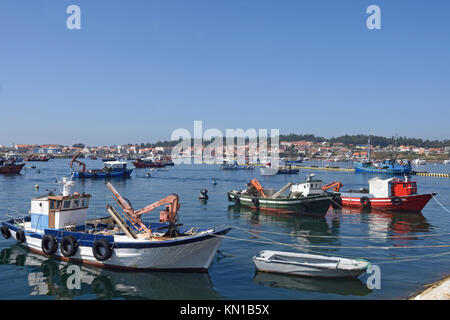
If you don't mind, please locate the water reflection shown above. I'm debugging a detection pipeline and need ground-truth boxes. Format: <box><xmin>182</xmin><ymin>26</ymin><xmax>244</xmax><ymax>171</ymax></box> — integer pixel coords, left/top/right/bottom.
<box><xmin>227</xmin><ymin>204</ymin><xmax>341</xmax><ymax>246</ymax></box>
<box><xmin>337</xmin><ymin>207</ymin><xmax>432</xmax><ymax>241</ymax></box>
<box><xmin>0</xmin><ymin>245</ymin><xmax>221</xmax><ymax>300</ymax></box>
<box><xmin>253</xmin><ymin>271</ymin><xmax>371</xmax><ymax>297</ymax></box>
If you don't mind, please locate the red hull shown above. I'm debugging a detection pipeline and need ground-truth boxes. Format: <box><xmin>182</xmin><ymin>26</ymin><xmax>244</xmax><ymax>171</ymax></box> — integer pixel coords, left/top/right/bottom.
<box><xmin>132</xmin><ymin>161</ymin><xmax>165</xmax><ymax>168</ymax></box>
<box><xmin>340</xmin><ymin>193</ymin><xmax>435</xmax><ymax>212</ymax></box>
<box><xmin>0</xmin><ymin>163</ymin><xmax>25</xmax><ymax>174</ymax></box>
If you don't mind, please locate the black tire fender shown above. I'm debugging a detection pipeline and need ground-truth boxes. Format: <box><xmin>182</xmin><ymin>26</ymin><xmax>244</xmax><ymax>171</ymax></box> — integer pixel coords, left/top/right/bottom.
<box><xmin>391</xmin><ymin>196</ymin><xmax>403</xmax><ymax>206</ymax></box>
<box><xmin>1</xmin><ymin>226</ymin><xmax>11</xmax><ymax>239</ymax></box>
<box><xmin>92</xmin><ymin>238</ymin><xmax>113</xmax><ymax>261</ymax></box>
<box><xmin>60</xmin><ymin>235</ymin><xmax>78</xmax><ymax>257</ymax></box>
<box><xmin>360</xmin><ymin>197</ymin><xmax>371</xmax><ymax>208</ymax></box>
<box><xmin>252</xmin><ymin>197</ymin><xmax>259</xmax><ymax>206</ymax></box>
<box><xmin>41</xmin><ymin>234</ymin><xmax>58</xmax><ymax>255</ymax></box>
<box><xmin>15</xmin><ymin>229</ymin><xmax>26</xmax><ymax>243</ymax></box>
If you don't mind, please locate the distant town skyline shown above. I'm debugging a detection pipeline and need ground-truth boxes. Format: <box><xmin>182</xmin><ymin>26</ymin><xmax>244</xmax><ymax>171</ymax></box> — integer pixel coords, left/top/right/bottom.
<box><xmin>1</xmin><ymin>1</ymin><xmax>450</xmax><ymax>145</ymax></box>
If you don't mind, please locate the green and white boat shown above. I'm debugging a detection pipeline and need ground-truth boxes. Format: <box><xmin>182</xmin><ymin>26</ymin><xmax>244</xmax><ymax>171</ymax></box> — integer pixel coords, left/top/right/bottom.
<box><xmin>227</xmin><ymin>174</ymin><xmax>339</xmax><ymax>217</ymax></box>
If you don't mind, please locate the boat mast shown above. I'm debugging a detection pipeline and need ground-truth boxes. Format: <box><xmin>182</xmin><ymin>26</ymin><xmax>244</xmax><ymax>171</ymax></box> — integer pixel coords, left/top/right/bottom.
<box><xmin>367</xmin><ymin>136</ymin><xmax>371</xmax><ymax>161</ymax></box>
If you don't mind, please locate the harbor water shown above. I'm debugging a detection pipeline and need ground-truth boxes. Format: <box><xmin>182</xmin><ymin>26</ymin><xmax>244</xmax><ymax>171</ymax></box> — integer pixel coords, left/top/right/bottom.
<box><xmin>0</xmin><ymin>159</ymin><xmax>449</xmax><ymax>300</ymax></box>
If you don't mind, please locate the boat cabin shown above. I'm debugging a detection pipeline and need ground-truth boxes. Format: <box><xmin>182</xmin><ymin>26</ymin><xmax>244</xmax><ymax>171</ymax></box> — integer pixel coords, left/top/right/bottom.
<box><xmin>30</xmin><ymin>178</ymin><xmax>92</xmax><ymax>232</ymax></box>
<box><xmin>290</xmin><ymin>174</ymin><xmax>324</xmax><ymax>196</ymax></box>
<box><xmin>368</xmin><ymin>176</ymin><xmax>417</xmax><ymax>198</ymax></box>
<box><xmin>103</xmin><ymin>161</ymin><xmax>128</xmax><ymax>171</ymax></box>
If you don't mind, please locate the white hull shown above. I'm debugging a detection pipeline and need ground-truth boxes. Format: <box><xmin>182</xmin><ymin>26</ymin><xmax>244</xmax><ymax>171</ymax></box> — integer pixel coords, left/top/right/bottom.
<box><xmin>9</xmin><ymin>227</ymin><xmax>229</xmax><ymax>271</ymax></box>
<box><xmin>260</xmin><ymin>167</ymin><xmax>278</xmax><ymax>176</ymax></box>
<box><xmin>253</xmin><ymin>250</ymin><xmax>369</xmax><ymax>278</ymax></box>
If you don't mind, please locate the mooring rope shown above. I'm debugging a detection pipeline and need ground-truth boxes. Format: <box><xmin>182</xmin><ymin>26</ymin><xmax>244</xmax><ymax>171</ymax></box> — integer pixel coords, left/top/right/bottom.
<box><xmin>431</xmin><ymin>194</ymin><xmax>450</xmax><ymax>213</ymax></box>
<box><xmin>230</xmin><ymin>225</ymin><xmax>450</xmax><ymax>240</ymax></box>
<box><xmin>212</xmin><ymin>233</ymin><xmax>450</xmax><ymax>250</ymax></box>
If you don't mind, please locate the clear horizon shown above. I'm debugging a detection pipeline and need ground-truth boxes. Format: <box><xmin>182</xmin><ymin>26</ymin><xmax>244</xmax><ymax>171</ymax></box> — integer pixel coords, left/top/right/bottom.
<box><xmin>1</xmin><ymin>1</ymin><xmax>449</xmax><ymax>145</ymax></box>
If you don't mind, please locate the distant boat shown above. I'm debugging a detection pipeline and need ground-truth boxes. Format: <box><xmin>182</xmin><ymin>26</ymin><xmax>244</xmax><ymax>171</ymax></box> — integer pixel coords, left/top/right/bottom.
<box><xmin>259</xmin><ymin>166</ymin><xmax>279</xmax><ymax>176</ymax></box>
<box><xmin>354</xmin><ymin>159</ymin><xmax>411</xmax><ymax>175</ymax></box>
<box><xmin>133</xmin><ymin>157</ymin><xmax>166</xmax><ymax>168</ymax></box>
<box><xmin>102</xmin><ymin>156</ymin><xmax>117</xmax><ymax>162</ymax></box>
<box><xmin>286</xmin><ymin>157</ymin><xmax>303</xmax><ymax>165</ymax></box>
<box><xmin>220</xmin><ymin>161</ymin><xmax>254</xmax><ymax>170</ymax></box>
<box><xmin>70</xmin><ymin>153</ymin><xmax>132</xmax><ymax>179</ymax></box>
<box><xmin>5</xmin><ymin>152</ymin><xmax>23</xmax><ymax>162</ymax></box>
<box><xmin>253</xmin><ymin>251</ymin><xmax>370</xmax><ymax>278</ymax></box>
<box><xmin>260</xmin><ymin>164</ymin><xmax>299</xmax><ymax>175</ymax></box>
<box><xmin>444</xmin><ymin>160</ymin><xmax>450</xmax><ymax>165</ymax></box>
<box><xmin>25</xmin><ymin>155</ymin><xmax>50</xmax><ymax>162</ymax></box>
<box><xmin>412</xmin><ymin>159</ymin><xmax>426</xmax><ymax>165</ymax></box>
<box><xmin>0</xmin><ymin>159</ymin><xmax>25</xmax><ymax>174</ymax></box>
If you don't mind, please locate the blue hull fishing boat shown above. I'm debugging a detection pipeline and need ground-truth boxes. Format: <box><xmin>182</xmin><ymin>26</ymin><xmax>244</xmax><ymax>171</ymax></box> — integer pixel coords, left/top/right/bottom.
<box><xmin>354</xmin><ymin>136</ymin><xmax>411</xmax><ymax>175</ymax></box>
<box><xmin>354</xmin><ymin>160</ymin><xmax>411</xmax><ymax>175</ymax></box>
<box><xmin>70</xmin><ymin>153</ymin><xmax>133</xmax><ymax>179</ymax></box>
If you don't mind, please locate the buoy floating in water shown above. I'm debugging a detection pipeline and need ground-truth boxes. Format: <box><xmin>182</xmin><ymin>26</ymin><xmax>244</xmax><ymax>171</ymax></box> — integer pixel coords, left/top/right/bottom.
<box><xmin>212</xmin><ymin>178</ymin><xmax>217</xmax><ymax>185</ymax></box>
<box><xmin>199</xmin><ymin>189</ymin><xmax>208</xmax><ymax>200</ymax></box>
<box><xmin>34</xmin><ymin>184</ymin><xmax>39</xmax><ymax>190</ymax></box>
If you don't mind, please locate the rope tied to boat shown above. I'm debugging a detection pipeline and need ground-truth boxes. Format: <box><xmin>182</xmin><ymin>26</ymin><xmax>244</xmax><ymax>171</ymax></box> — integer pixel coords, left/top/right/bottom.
<box><xmin>431</xmin><ymin>194</ymin><xmax>450</xmax><ymax>213</ymax></box>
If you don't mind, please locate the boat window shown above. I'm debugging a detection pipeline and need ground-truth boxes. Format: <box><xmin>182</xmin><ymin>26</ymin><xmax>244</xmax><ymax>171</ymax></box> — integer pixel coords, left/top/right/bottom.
<box><xmin>81</xmin><ymin>198</ymin><xmax>87</xmax><ymax>207</ymax></box>
<box><xmin>56</xmin><ymin>201</ymin><xmax>61</xmax><ymax>210</ymax></box>
<box><xmin>49</xmin><ymin>200</ymin><xmax>55</xmax><ymax>210</ymax></box>
<box><xmin>73</xmin><ymin>199</ymin><xmax>79</xmax><ymax>208</ymax></box>
<box><xmin>63</xmin><ymin>200</ymin><xmax>71</xmax><ymax>209</ymax></box>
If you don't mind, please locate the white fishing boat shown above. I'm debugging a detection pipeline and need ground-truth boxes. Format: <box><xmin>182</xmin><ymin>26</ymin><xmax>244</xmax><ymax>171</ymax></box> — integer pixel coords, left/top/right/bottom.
<box><xmin>253</xmin><ymin>250</ymin><xmax>370</xmax><ymax>278</ymax></box>
<box><xmin>260</xmin><ymin>167</ymin><xmax>279</xmax><ymax>176</ymax></box>
<box><xmin>412</xmin><ymin>159</ymin><xmax>426</xmax><ymax>165</ymax></box>
<box><xmin>0</xmin><ymin>178</ymin><xmax>231</xmax><ymax>271</ymax></box>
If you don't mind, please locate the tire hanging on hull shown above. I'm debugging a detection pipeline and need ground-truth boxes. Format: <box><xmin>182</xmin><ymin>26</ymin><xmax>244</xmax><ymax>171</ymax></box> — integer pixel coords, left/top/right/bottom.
<box><xmin>41</xmin><ymin>234</ymin><xmax>58</xmax><ymax>255</ymax></box>
<box><xmin>92</xmin><ymin>239</ymin><xmax>113</xmax><ymax>261</ymax></box>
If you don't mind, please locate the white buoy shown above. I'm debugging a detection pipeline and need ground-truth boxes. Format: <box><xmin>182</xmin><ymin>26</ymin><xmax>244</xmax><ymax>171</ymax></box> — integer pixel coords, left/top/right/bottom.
<box><xmin>34</xmin><ymin>184</ymin><xmax>39</xmax><ymax>190</ymax></box>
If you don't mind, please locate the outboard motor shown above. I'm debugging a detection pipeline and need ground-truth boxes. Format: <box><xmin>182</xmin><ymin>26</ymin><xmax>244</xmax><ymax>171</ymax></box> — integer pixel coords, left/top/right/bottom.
<box><xmin>199</xmin><ymin>189</ymin><xmax>209</xmax><ymax>200</ymax></box>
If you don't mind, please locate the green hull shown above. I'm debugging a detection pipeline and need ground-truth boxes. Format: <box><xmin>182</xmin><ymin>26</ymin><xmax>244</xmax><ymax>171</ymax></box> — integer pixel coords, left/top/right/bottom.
<box><xmin>227</xmin><ymin>191</ymin><xmax>334</xmax><ymax>217</ymax></box>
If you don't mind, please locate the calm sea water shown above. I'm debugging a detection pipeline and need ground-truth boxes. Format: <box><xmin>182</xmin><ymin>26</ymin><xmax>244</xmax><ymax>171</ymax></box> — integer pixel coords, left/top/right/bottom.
<box><xmin>0</xmin><ymin>159</ymin><xmax>449</xmax><ymax>300</ymax></box>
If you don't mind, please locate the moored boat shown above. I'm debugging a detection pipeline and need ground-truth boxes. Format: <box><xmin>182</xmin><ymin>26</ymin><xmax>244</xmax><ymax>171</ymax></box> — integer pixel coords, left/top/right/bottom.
<box><xmin>253</xmin><ymin>250</ymin><xmax>370</xmax><ymax>278</ymax></box>
<box><xmin>220</xmin><ymin>161</ymin><xmax>254</xmax><ymax>170</ymax></box>
<box><xmin>227</xmin><ymin>175</ymin><xmax>339</xmax><ymax>216</ymax></box>
<box><xmin>24</xmin><ymin>154</ymin><xmax>50</xmax><ymax>162</ymax></box>
<box><xmin>324</xmin><ymin>175</ymin><xmax>436</xmax><ymax>212</ymax></box>
<box><xmin>133</xmin><ymin>157</ymin><xmax>166</xmax><ymax>168</ymax></box>
<box><xmin>0</xmin><ymin>178</ymin><xmax>231</xmax><ymax>271</ymax></box>
<box><xmin>0</xmin><ymin>159</ymin><xmax>25</xmax><ymax>174</ymax></box>
<box><xmin>70</xmin><ymin>153</ymin><xmax>132</xmax><ymax>179</ymax></box>
<box><xmin>354</xmin><ymin>159</ymin><xmax>412</xmax><ymax>175</ymax></box>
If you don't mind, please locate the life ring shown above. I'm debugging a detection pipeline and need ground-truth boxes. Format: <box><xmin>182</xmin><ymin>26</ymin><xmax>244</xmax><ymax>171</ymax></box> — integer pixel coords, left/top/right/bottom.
<box><xmin>1</xmin><ymin>226</ymin><xmax>11</xmax><ymax>239</ymax></box>
<box><xmin>41</xmin><ymin>234</ymin><xmax>58</xmax><ymax>255</ymax></box>
<box><xmin>251</xmin><ymin>197</ymin><xmax>259</xmax><ymax>206</ymax></box>
<box><xmin>92</xmin><ymin>239</ymin><xmax>113</xmax><ymax>261</ymax></box>
<box><xmin>391</xmin><ymin>197</ymin><xmax>403</xmax><ymax>206</ymax></box>
<box><xmin>360</xmin><ymin>197</ymin><xmax>371</xmax><ymax>208</ymax></box>
<box><xmin>15</xmin><ymin>229</ymin><xmax>26</xmax><ymax>243</ymax></box>
<box><xmin>60</xmin><ymin>236</ymin><xmax>78</xmax><ymax>257</ymax></box>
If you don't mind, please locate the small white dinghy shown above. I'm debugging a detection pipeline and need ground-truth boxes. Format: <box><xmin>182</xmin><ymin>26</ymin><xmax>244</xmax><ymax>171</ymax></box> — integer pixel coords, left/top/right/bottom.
<box><xmin>253</xmin><ymin>250</ymin><xmax>370</xmax><ymax>278</ymax></box>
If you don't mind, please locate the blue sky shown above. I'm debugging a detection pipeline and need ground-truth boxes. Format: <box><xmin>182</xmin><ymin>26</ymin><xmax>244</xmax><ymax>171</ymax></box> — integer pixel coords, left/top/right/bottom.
<box><xmin>0</xmin><ymin>0</ymin><xmax>449</xmax><ymax>146</ymax></box>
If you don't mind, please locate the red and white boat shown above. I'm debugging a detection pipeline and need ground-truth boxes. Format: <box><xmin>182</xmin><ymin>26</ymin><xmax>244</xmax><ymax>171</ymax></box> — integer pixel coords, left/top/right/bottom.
<box><xmin>325</xmin><ymin>176</ymin><xmax>436</xmax><ymax>213</ymax></box>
